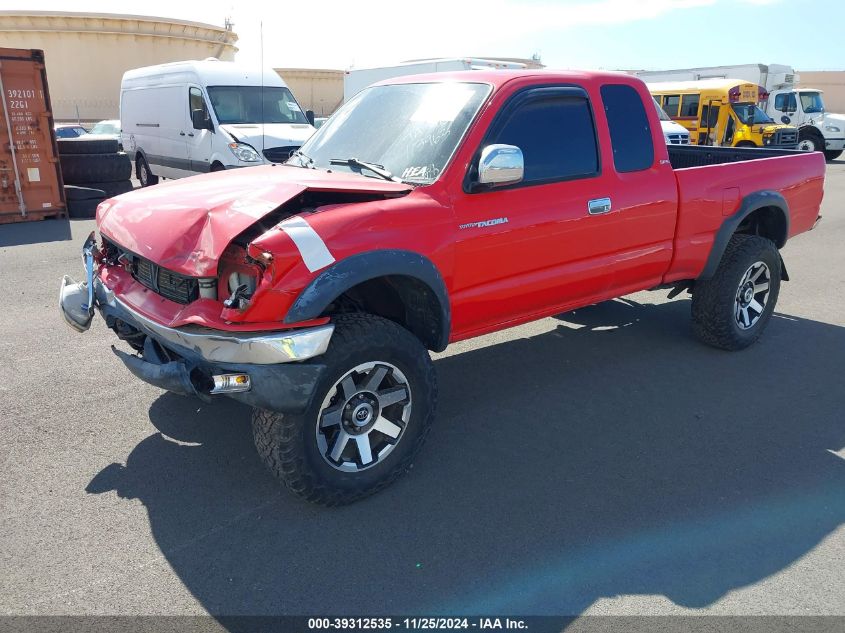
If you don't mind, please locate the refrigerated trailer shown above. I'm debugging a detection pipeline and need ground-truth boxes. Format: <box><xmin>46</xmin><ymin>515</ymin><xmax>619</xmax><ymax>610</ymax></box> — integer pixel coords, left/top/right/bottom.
<box><xmin>635</xmin><ymin>64</ymin><xmax>844</xmax><ymax>160</ymax></box>
<box><xmin>343</xmin><ymin>58</ymin><xmax>527</xmax><ymax>102</ymax></box>
<box><xmin>0</xmin><ymin>48</ymin><xmax>66</xmax><ymax>223</ymax></box>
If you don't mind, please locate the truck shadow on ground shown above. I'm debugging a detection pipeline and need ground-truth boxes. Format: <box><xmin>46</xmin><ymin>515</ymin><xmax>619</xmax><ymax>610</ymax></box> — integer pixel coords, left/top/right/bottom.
<box><xmin>86</xmin><ymin>298</ymin><xmax>845</xmax><ymax>616</ymax></box>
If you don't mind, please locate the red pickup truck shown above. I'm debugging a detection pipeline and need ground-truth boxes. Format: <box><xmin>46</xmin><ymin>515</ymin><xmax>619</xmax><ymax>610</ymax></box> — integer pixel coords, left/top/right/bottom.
<box><xmin>60</xmin><ymin>70</ymin><xmax>825</xmax><ymax>505</ymax></box>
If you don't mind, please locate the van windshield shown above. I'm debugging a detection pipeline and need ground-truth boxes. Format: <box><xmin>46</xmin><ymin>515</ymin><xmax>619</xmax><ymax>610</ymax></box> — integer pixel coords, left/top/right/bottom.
<box><xmin>290</xmin><ymin>82</ymin><xmax>491</xmax><ymax>184</ymax></box>
<box><xmin>207</xmin><ymin>86</ymin><xmax>308</xmax><ymax>125</ymax></box>
<box><xmin>731</xmin><ymin>104</ymin><xmax>774</xmax><ymax>125</ymax></box>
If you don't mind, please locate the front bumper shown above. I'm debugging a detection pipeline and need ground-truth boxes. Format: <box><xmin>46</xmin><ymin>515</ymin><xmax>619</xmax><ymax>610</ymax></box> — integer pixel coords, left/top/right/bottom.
<box><xmin>59</xmin><ymin>244</ymin><xmax>333</xmax><ymax>413</ymax></box>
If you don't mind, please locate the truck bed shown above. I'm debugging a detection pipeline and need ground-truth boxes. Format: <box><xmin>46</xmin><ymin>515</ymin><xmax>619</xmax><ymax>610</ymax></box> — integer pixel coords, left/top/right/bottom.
<box><xmin>667</xmin><ymin>145</ymin><xmax>804</xmax><ymax>169</ymax></box>
<box><xmin>665</xmin><ymin>147</ymin><xmax>825</xmax><ymax>283</ymax></box>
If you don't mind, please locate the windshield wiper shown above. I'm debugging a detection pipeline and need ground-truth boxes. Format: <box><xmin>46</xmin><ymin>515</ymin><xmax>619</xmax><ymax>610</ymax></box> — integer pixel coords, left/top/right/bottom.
<box><xmin>289</xmin><ymin>149</ymin><xmax>315</xmax><ymax>169</ymax></box>
<box><xmin>329</xmin><ymin>157</ymin><xmax>399</xmax><ymax>182</ymax></box>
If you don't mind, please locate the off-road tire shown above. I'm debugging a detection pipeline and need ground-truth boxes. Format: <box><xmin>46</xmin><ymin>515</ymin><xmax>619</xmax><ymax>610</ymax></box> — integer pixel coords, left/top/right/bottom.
<box><xmin>252</xmin><ymin>313</ymin><xmax>437</xmax><ymax>506</ymax></box>
<box><xmin>137</xmin><ymin>155</ymin><xmax>159</xmax><ymax>186</ymax></box>
<box><xmin>57</xmin><ymin>136</ymin><xmax>120</xmax><ymax>155</ymax></box>
<box><xmin>83</xmin><ymin>180</ymin><xmax>134</xmax><ymax>198</ymax></box>
<box><xmin>64</xmin><ymin>185</ymin><xmax>106</xmax><ymax>201</ymax></box>
<box><xmin>67</xmin><ymin>196</ymin><xmax>103</xmax><ymax>219</ymax></box>
<box><xmin>692</xmin><ymin>234</ymin><xmax>781</xmax><ymax>351</ymax></box>
<box><xmin>60</xmin><ymin>152</ymin><xmax>132</xmax><ymax>184</ymax></box>
<box><xmin>824</xmin><ymin>150</ymin><xmax>843</xmax><ymax>161</ymax></box>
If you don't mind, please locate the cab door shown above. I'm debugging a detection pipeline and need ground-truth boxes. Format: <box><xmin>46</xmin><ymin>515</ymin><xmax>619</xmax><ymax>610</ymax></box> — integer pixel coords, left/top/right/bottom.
<box><xmin>697</xmin><ymin>100</ymin><xmax>722</xmax><ymax>146</ymax></box>
<box><xmin>771</xmin><ymin>91</ymin><xmax>798</xmax><ymax>125</ymax></box>
<box><xmin>187</xmin><ymin>86</ymin><xmax>214</xmax><ymax>174</ymax></box>
<box><xmin>449</xmin><ymin>82</ymin><xmax>677</xmax><ymax>338</ymax></box>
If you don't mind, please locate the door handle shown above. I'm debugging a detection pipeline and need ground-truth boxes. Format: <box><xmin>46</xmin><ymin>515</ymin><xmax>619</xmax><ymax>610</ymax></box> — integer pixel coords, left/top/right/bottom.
<box><xmin>187</xmin><ymin>132</ymin><xmax>194</xmax><ymax>137</ymax></box>
<box><xmin>179</xmin><ymin>131</ymin><xmax>186</xmax><ymax>136</ymax></box>
<box><xmin>588</xmin><ymin>197</ymin><xmax>612</xmax><ymax>215</ymax></box>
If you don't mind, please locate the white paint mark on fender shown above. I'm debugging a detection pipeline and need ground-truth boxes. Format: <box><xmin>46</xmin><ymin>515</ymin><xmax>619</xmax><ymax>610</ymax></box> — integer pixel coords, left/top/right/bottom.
<box><xmin>279</xmin><ymin>216</ymin><xmax>335</xmax><ymax>273</ymax></box>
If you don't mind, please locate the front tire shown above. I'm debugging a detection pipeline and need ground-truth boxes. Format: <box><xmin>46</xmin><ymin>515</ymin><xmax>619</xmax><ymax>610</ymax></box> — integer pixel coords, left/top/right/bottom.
<box><xmin>252</xmin><ymin>313</ymin><xmax>437</xmax><ymax>505</ymax></box>
<box><xmin>824</xmin><ymin>149</ymin><xmax>843</xmax><ymax>161</ymax></box>
<box><xmin>691</xmin><ymin>234</ymin><xmax>781</xmax><ymax>351</ymax></box>
<box><xmin>797</xmin><ymin>128</ymin><xmax>824</xmax><ymax>153</ymax></box>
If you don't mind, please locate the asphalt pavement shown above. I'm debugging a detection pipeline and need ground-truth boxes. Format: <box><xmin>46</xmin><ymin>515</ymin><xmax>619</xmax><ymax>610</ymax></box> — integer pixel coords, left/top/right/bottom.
<box><xmin>1</xmin><ymin>161</ymin><xmax>843</xmax><ymax>618</ymax></box>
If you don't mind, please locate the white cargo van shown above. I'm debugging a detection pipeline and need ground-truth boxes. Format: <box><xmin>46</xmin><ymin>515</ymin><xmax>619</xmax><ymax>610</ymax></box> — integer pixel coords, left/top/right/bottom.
<box><xmin>120</xmin><ymin>59</ymin><xmax>316</xmax><ymax>186</ymax></box>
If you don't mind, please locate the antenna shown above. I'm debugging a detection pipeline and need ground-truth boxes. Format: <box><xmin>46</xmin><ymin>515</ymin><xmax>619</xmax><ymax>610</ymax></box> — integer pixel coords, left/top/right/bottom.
<box><xmin>260</xmin><ymin>20</ymin><xmax>265</xmax><ymax>159</ymax></box>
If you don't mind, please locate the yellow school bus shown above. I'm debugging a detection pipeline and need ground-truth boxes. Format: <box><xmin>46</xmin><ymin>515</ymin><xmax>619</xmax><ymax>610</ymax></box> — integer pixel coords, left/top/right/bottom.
<box><xmin>648</xmin><ymin>79</ymin><xmax>798</xmax><ymax>149</ymax></box>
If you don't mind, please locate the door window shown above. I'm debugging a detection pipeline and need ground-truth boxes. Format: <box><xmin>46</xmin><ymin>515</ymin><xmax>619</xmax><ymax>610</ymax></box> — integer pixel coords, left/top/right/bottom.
<box><xmin>775</xmin><ymin>93</ymin><xmax>797</xmax><ymax>113</ymax></box>
<box><xmin>486</xmin><ymin>92</ymin><xmax>599</xmax><ymax>185</ymax></box>
<box><xmin>189</xmin><ymin>87</ymin><xmax>210</xmax><ymax>128</ymax></box>
<box><xmin>723</xmin><ymin>115</ymin><xmax>735</xmax><ymax>145</ymax></box>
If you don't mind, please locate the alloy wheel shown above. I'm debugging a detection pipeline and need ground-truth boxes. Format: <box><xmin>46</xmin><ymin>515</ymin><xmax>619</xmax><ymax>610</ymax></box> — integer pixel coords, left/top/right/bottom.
<box><xmin>734</xmin><ymin>261</ymin><xmax>771</xmax><ymax>330</ymax></box>
<box><xmin>316</xmin><ymin>362</ymin><xmax>412</xmax><ymax>472</ymax></box>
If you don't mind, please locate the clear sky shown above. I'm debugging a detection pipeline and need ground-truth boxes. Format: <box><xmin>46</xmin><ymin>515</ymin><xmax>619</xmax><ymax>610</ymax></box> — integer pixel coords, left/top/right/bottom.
<box><xmin>10</xmin><ymin>0</ymin><xmax>845</xmax><ymax>71</ymax></box>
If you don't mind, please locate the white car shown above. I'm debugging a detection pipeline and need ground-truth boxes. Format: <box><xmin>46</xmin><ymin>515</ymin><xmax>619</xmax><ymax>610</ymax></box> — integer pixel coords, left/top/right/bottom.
<box><xmin>120</xmin><ymin>59</ymin><xmax>316</xmax><ymax>186</ymax></box>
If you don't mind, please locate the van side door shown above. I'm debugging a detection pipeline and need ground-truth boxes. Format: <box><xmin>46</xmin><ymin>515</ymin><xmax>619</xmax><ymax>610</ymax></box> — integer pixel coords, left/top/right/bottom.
<box><xmin>152</xmin><ymin>84</ymin><xmax>192</xmax><ymax>179</ymax></box>
<box><xmin>187</xmin><ymin>86</ymin><xmax>214</xmax><ymax>174</ymax></box>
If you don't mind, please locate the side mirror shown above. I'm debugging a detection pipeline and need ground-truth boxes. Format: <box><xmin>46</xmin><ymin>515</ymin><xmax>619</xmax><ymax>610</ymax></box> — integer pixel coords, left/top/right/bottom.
<box><xmin>477</xmin><ymin>144</ymin><xmax>524</xmax><ymax>188</ymax></box>
<box><xmin>305</xmin><ymin>109</ymin><xmax>315</xmax><ymax>126</ymax></box>
<box><xmin>192</xmin><ymin>109</ymin><xmax>213</xmax><ymax>131</ymax></box>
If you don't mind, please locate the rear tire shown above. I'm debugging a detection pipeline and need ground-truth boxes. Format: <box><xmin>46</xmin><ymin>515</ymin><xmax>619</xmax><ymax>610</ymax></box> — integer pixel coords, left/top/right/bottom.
<box><xmin>824</xmin><ymin>150</ymin><xmax>843</xmax><ymax>161</ymax></box>
<box><xmin>252</xmin><ymin>313</ymin><xmax>437</xmax><ymax>506</ymax></box>
<box><xmin>137</xmin><ymin>156</ymin><xmax>158</xmax><ymax>186</ymax></box>
<box><xmin>692</xmin><ymin>234</ymin><xmax>781</xmax><ymax>351</ymax></box>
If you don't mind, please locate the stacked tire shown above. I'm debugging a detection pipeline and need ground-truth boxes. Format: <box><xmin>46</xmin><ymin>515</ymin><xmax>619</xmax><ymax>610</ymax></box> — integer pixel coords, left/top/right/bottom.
<box><xmin>58</xmin><ymin>136</ymin><xmax>134</xmax><ymax>219</ymax></box>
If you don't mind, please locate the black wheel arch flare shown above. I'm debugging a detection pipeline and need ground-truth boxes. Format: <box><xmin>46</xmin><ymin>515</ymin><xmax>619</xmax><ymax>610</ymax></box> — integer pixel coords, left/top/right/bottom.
<box><xmin>284</xmin><ymin>250</ymin><xmax>451</xmax><ymax>352</ymax></box>
<box><xmin>698</xmin><ymin>190</ymin><xmax>790</xmax><ymax>281</ymax></box>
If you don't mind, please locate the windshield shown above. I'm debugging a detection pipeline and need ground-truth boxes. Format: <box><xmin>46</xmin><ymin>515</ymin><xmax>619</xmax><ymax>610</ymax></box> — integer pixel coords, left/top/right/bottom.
<box><xmin>206</xmin><ymin>86</ymin><xmax>308</xmax><ymax>125</ymax></box>
<box><xmin>799</xmin><ymin>91</ymin><xmax>825</xmax><ymax>114</ymax></box>
<box><xmin>653</xmin><ymin>98</ymin><xmax>671</xmax><ymax>121</ymax></box>
<box><xmin>291</xmin><ymin>82</ymin><xmax>491</xmax><ymax>184</ymax></box>
<box><xmin>92</xmin><ymin>121</ymin><xmax>119</xmax><ymax>134</ymax></box>
<box><xmin>731</xmin><ymin>104</ymin><xmax>774</xmax><ymax>125</ymax></box>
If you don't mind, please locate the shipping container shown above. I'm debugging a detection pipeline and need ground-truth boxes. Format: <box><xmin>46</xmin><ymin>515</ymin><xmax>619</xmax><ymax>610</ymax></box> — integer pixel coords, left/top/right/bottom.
<box><xmin>0</xmin><ymin>48</ymin><xmax>66</xmax><ymax>224</ymax></box>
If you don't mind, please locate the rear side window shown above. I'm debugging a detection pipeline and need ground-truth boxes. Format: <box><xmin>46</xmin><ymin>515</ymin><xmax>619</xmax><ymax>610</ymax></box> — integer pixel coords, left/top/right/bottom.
<box><xmin>490</xmin><ymin>95</ymin><xmax>599</xmax><ymax>184</ymax></box>
<box><xmin>601</xmin><ymin>84</ymin><xmax>654</xmax><ymax>173</ymax></box>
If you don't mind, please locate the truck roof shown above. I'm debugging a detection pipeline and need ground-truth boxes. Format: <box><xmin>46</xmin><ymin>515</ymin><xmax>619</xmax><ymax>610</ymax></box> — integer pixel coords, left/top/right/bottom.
<box><xmin>371</xmin><ymin>68</ymin><xmax>641</xmax><ymax>89</ymax></box>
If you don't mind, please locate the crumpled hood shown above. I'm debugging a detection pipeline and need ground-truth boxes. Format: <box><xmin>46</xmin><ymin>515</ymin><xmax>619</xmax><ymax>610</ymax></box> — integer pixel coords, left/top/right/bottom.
<box><xmin>220</xmin><ymin>122</ymin><xmax>315</xmax><ymax>149</ymax></box>
<box><xmin>97</xmin><ymin>166</ymin><xmax>411</xmax><ymax>277</ymax></box>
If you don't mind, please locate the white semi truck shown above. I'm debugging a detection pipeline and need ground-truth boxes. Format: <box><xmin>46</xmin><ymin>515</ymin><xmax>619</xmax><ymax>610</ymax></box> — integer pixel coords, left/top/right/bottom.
<box><xmin>635</xmin><ymin>64</ymin><xmax>844</xmax><ymax>160</ymax></box>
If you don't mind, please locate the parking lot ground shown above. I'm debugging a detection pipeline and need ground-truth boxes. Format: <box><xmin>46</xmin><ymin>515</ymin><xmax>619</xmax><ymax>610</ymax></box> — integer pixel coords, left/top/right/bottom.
<box><xmin>1</xmin><ymin>161</ymin><xmax>844</xmax><ymax>617</ymax></box>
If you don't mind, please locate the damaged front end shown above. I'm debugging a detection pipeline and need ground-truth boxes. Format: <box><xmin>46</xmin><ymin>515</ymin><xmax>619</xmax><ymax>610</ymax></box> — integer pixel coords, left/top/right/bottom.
<box><xmin>59</xmin><ymin>233</ymin><xmax>333</xmax><ymax>413</ymax></box>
